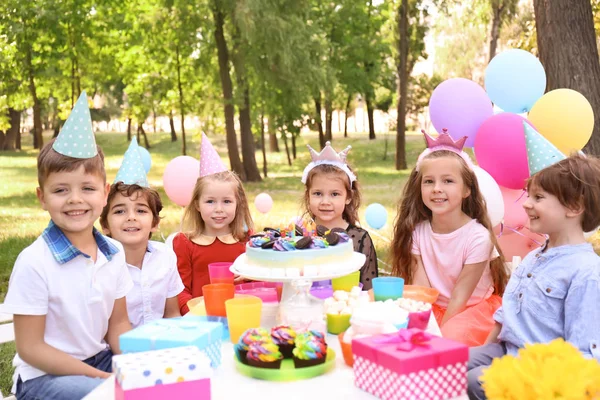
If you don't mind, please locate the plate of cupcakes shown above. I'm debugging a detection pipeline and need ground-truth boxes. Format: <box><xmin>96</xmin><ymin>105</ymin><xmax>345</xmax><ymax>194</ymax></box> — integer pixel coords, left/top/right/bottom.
<box><xmin>234</xmin><ymin>325</ymin><xmax>336</xmax><ymax>381</ymax></box>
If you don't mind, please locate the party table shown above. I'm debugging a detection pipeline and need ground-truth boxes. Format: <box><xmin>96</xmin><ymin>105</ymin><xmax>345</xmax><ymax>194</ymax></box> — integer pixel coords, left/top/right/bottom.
<box><xmin>83</xmin><ymin>316</ymin><xmax>469</xmax><ymax>400</ymax></box>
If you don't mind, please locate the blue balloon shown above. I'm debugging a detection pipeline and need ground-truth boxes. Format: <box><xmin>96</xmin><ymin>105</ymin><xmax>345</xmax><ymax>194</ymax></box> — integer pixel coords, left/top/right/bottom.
<box><xmin>137</xmin><ymin>146</ymin><xmax>152</xmax><ymax>173</ymax></box>
<box><xmin>485</xmin><ymin>49</ymin><xmax>546</xmax><ymax>114</ymax></box>
<box><xmin>365</xmin><ymin>203</ymin><xmax>388</xmax><ymax>230</ymax></box>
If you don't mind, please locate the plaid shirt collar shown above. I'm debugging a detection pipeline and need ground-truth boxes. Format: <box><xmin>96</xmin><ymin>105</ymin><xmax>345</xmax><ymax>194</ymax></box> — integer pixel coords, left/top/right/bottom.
<box><xmin>42</xmin><ymin>220</ymin><xmax>119</xmax><ymax>265</ymax></box>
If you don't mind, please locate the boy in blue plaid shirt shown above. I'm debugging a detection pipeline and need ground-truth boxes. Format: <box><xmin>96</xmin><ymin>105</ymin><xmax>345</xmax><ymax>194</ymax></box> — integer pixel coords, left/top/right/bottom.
<box><xmin>1</xmin><ymin>93</ymin><xmax>133</xmax><ymax>400</ymax></box>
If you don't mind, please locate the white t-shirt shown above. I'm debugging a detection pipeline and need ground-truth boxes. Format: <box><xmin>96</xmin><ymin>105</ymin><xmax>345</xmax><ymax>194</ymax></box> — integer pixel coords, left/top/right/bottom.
<box><xmin>126</xmin><ymin>241</ymin><xmax>184</xmax><ymax>328</ymax></box>
<box><xmin>1</xmin><ymin>234</ymin><xmax>133</xmax><ymax>386</ymax></box>
<box><xmin>411</xmin><ymin>219</ymin><xmax>494</xmax><ymax>307</ymax></box>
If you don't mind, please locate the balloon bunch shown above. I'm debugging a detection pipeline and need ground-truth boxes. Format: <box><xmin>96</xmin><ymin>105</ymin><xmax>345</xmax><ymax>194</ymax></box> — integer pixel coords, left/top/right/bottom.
<box><xmin>428</xmin><ymin>49</ymin><xmax>595</xmax><ymax>258</ymax></box>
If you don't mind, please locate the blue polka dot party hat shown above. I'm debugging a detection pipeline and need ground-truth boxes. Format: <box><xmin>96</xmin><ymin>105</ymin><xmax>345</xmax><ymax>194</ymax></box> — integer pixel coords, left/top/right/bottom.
<box><xmin>52</xmin><ymin>91</ymin><xmax>98</xmax><ymax>158</ymax></box>
<box><xmin>523</xmin><ymin>121</ymin><xmax>566</xmax><ymax>176</ymax></box>
<box><xmin>114</xmin><ymin>137</ymin><xmax>149</xmax><ymax>187</ymax></box>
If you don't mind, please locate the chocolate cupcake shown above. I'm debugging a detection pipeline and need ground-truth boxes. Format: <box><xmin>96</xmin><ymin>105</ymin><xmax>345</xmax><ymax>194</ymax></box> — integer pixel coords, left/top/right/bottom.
<box><xmin>246</xmin><ymin>340</ymin><xmax>283</xmax><ymax>369</ymax></box>
<box><xmin>292</xmin><ymin>331</ymin><xmax>328</xmax><ymax>368</ymax></box>
<box><xmin>235</xmin><ymin>327</ymin><xmax>270</xmax><ymax>364</ymax></box>
<box><xmin>270</xmin><ymin>325</ymin><xmax>297</xmax><ymax>358</ymax></box>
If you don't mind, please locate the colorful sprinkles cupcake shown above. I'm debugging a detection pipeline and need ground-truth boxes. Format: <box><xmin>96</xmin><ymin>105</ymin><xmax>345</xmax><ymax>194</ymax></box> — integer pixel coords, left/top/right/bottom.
<box><xmin>292</xmin><ymin>331</ymin><xmax>328</xmax><ymax>368</ymax></box>
<box><xmin>270</xmin><ymin>325</ymin><xmax>297</xmax><ymax>358</ymax></box>
<box><xmin>246</xmin><ymin>340</ymin><xmax>283</xmax><ymax>369</ymax></box>
<box><xmin>235</xmin><ymin>327</ymin><xmax>270</xmax><ymax>364</ymax></box>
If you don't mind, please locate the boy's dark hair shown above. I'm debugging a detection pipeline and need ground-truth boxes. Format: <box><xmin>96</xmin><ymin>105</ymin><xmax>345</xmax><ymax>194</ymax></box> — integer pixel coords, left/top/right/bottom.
<box><xmin>527</xmin><ymin>153</ymin><xmax>600</xmax><ymax>232</ymax></box>
<box><xmin>100</xmin><ymin>182</ymin><xmax>163</xmax><ymax>239</ymax></box>
<box><xmin>37</xmin><ymin>138</ymin><xmax>106</xmax><ymax>187</ymax></box>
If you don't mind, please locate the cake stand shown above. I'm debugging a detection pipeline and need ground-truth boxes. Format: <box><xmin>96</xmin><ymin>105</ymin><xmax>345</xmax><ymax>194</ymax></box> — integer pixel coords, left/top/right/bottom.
<box><xmin>229</xmin><ymin>252</ymin><xmax>366</xmax><ymax>302</ymax></box>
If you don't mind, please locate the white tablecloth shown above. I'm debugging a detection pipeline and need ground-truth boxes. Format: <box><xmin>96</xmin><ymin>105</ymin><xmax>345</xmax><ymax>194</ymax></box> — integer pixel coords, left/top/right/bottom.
<box><xmin>84</xmin><ymin>315</ymin><xmax>468</xmax><ymax>400</ymax></box>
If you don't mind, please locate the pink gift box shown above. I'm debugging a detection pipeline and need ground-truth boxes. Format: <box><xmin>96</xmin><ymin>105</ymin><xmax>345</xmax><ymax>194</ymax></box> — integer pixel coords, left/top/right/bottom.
<box><xmin>352</xmin><ymin>329</ymin><xmax>468</xmax><ymax>400</ymax></box>
<box><xmin>115</xmin><ymin>377</ymin><xmax>210</xmax><ymax>400</ymax></box>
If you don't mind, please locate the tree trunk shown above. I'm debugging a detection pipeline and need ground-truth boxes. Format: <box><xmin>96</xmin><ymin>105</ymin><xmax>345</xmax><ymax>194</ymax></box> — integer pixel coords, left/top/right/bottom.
<box><xmin>268</xmin><ymin>117</ymin><xmax>279</xmax><ymax>152</ymax></box>
<box><xmin>260</xmin><ymin>113</ymin><xmax>267</xmax><ymax>178</ymax></box>
<box><xmin>314</xmin><ymin>96</ymin><xmax>325</xmax><ymax>148</ymax></box>
<box><xmin>489</xmin><ymin>2</ymin><xmax>503</xmax><ymax>62</ymax></box>
<box><xmin>365</xmin><ymin>90</ymin><xmax>376</xmax><ymax>140</ymax></box>
<box><xmin>3</xmin><ymin>108</ymin><xmax>21</xmax><ymax>150</ymax></box>
<box><xmin>25</xmin><ymin>44</ymin><xmax>43</xmax><ymax>149</ymax></box>
<box><xmin>325</xmin><ymin>93</ymin><xmax>333</xmax><ymax>142</ymax></box>
<box><xmin>534</xmin><ymin>0</ymin><xmax>600</xmax><ymax>155</ymax></box>
<box><xmin>281</xmin><ymin>130</ymin><xmax>292</xmax><ymax>166</ymax></box>
<box><xmin>231</xmin><ymin>33</ymin><xmax>262</xmax><ymax>182</ymax></box>
<box><xmin>395</xmin><ymin>0</ymin><xmax>409</xmax><ymax>170</ymax></box>
<box><xmin>0</xmin><ymin>131</ymin><xmax>4</xmax><ymax>150</ymax></box>
<box><xmin>344</xmin><ymin>94</ymin><xmax>351</xmax><ymax>138</ymax></box>
<box><xmin>127</xmin><ymin>117</ymin><xmax>132</xmax><ymax>141</ymax></box>
<box><xmin>138</xmin><ymin>124</ymin><xmax>151</xmax><ymax>149</ymax></box>
<box><xmin>212</xmin><ymin>1</ymin><xmax>246</xmax><ymax>180</ymax></box>
<box><xmin>175</xmin><ymin>43</ymin><xmax>187</xmax><ymax>156</ymax></box>
<box><xmin>169</xmin><ymin>111</ymin><xmax>177</xmax><ymax>142</ymax></box>
<box><xmin>291</xmin><ymin>133</ymin><xmax>297</xmax><ymax>159</ymax></box>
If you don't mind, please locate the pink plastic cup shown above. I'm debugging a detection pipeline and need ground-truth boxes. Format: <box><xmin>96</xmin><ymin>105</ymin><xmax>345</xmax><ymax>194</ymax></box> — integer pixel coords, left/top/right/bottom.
<box><xmin>209</xmin><ymin>262</ymin><xmax>234</xmax><ymax>284</ymax></box>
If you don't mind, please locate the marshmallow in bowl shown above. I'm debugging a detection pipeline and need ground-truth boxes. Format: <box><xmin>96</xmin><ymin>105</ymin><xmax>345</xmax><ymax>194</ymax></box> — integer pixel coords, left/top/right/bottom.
<box><xmin>395</xmin><ymin>298</ymin><xmax>431</xmax><ymax>313</ymax></box>
<box><xmin>324</xmin><ymin>286</ymin><xmax>367</xmax><ymax>315</ymax></box>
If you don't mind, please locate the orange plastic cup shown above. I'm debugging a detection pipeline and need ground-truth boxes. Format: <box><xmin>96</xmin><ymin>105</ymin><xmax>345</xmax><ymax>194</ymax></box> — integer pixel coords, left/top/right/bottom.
<box><xmin>403</xmin><ymin>285</ymin><xmax>440</xmax><ymax>304</ymax></box>
<box><xmin>225</xmin><ymin>295</ymin><xmax>262</xmax><ymax>343</ymax></box>
<box><xmin>338</xmin><ymin>332</ymin><xmax>354</xmax><ymax>367</ymax></box>
<box><xmin>203</xmin><ymin>283</ymin><xmax>235</xmax><ymax>317</ymax></box>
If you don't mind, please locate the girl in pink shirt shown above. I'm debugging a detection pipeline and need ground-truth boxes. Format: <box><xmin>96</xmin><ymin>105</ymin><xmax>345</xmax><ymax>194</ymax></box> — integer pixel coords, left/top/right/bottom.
<box><xmin>391</xmin><ymin>130</ymin><xmax>508</xmax><ymax>346</ymax></box>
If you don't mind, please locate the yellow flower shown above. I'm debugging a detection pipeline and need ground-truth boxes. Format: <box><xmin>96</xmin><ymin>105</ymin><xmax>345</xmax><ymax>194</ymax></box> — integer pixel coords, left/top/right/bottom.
<box><xmin>482</xmin><ymin>339</ymin><xmax>600</xmax><ymax>400</ymax></box>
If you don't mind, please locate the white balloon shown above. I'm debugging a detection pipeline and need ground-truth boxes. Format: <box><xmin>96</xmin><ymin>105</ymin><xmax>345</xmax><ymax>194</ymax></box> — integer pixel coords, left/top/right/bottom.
<box><xmin>473</xmin><ymin>166</ymin><xmax>504</xmax><ymax>227</ymax></box>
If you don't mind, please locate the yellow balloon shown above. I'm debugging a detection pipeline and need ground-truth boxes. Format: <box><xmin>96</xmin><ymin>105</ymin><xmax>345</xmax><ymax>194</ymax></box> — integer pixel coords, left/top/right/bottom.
<box><xmin>528</xmin><ymin>89</ymin><xmax>594</xmax><ymax>154</ymax></box>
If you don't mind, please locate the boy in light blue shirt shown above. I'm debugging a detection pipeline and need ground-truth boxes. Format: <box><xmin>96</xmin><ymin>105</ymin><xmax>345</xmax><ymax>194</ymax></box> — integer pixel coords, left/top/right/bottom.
<box><xmin>467</xmin><ymin>153</ymin><xmax>600</xmax><ymax>400</ymax></box>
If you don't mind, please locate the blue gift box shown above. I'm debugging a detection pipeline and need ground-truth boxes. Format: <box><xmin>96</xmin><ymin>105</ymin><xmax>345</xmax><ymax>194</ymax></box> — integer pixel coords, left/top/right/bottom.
<box><xmin>119</xmin><ymin>317</ymin><xmax>223</xmax><ymax>367</ymax></box>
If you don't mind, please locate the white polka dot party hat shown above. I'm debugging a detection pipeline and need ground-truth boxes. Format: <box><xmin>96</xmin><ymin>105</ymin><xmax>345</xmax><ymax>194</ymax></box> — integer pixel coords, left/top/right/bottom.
<box><xmin>114</xmin><ymin>137</ymin><xmax>149</xmax><ymax>187</ymax></box>
<box><xmin>523</xmin><ymin>120</ymin><xmax>566</xmax><ymax>175</ymax></box>
<box><xmin>199</xmin><ymin>132</ymin><xmax>227</xmax><ymax>178</ymax></box>
<box><xmin>52</xmin><ymin>91</ymin><xmax>98</xmax><ymax>158</ymax></box>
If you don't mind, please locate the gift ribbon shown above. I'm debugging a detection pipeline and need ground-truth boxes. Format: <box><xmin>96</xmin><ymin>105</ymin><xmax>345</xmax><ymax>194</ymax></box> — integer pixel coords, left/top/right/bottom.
<box><xmin>374</xmin><ymin>328</ymin><xmax>433</xmax><ymax>352</ymax></box>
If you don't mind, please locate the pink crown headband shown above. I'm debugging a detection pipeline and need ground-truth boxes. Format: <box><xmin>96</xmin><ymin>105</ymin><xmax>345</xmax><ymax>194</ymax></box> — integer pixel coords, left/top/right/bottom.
<box><xmin>301</xmin><ymin>141</ymin><xmax>356</xmax><ymax>184</ymax></box>
<box><xmin>415</xmin><ymin>129</ymin><xmax>475</xmax><ymax>171</ymax></box>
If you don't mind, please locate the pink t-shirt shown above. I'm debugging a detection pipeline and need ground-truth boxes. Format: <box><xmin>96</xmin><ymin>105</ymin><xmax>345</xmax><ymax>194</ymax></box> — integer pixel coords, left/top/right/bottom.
<box><xmin>411</xmin><ymin>219</ymin><xmax>494</xmax><ymax>307</ymax></box>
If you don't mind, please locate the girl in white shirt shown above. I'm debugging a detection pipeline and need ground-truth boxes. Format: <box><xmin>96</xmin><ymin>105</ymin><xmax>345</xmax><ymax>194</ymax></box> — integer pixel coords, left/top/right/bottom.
<box><xmin>100</xmin><ymin>182</ymin><xmax>184</xmax><ymax>328</ymax></box>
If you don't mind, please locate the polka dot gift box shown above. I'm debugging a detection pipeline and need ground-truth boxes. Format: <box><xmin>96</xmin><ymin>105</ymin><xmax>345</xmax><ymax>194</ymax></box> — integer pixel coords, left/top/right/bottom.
<box><xmin>352</xmin><ymin>329</ymin><xmax>468</xmax><ymax>400</ymax></box>
<box><xmin>119</xmin><ymin>317</ymin><xmax>223</xmax><ymax>368</ymax></box>
<box><xmin>112</xmin><ymin>346</ymin><xmax>212</xmax><ymax>400</ymax></box>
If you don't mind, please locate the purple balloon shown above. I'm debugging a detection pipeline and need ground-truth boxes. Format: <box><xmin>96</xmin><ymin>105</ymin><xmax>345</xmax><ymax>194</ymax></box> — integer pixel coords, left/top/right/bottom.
<box><xmin>474</xmin><ymin>113</ymin><xmax>530</xmax><ymax>190</ymax></box>
<box><xmin>429</xmin><ymin>78</ymin><xmax>493</xmax><ymax>147</ymax></box>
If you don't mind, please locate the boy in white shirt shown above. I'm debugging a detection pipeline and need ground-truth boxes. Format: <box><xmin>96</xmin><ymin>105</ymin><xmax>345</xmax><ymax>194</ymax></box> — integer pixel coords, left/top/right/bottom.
<box><xmin>1</xmin><ymin>92</ymin><xmax>133</xmax><ymax>400</ymax></box>
<box><xmin>99</xmin><ymin>138</ymin><xmax>183</xmax><ymax>328</ymax></box>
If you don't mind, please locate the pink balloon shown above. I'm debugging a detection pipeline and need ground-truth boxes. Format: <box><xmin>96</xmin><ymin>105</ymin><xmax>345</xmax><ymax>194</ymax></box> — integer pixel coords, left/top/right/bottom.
<box><xmin>497</xmin><ymin>227</ymin><xmax>543</xmax><ymax>259</ymax></box>
<box><xmin>474</xmin><ymin>113</ymin><xmax>530</xmax><ymax>190</ymax></box>
<box><xmin>254</xmin><ymin>193</ymin><xmax>273</xmax><ymax>214</ymax></box>
<box><xmin>163</xmin><ymin>156</ymin><xmax>200</xmax><ymax>207</ymax></box>
<box><xmin>500</xmin><ymin>186</ymin><xmax>528</xmax><ymax>228</ymax></box>
<box><xmin>429</xmin><ymin>78</ymin><xmax>493</xmax><ymax>147</ymax></box>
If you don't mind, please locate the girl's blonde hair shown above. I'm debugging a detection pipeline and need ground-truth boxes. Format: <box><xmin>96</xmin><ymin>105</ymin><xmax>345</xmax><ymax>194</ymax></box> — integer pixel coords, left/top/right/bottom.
<box><xmin>391</xmin><ymin>150</ymin><xmax>508</xmax><ymax>296</ymax></box>
<box><xmin>181</xmin><ymin>171</ymin><xmax>253</xmax><ymax>242</ymax></box>
<box><xmin>302</xmin><ymin>164</ymin><xmax>361</xmax><ymax>226</ymax></box>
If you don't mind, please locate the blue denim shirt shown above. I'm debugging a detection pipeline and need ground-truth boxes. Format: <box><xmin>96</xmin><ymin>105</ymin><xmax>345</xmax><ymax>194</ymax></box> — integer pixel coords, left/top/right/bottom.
<box><xmin>495</xmin><ymin>242</ymin><xmax>600</xmax><ymax>359</ymax></box>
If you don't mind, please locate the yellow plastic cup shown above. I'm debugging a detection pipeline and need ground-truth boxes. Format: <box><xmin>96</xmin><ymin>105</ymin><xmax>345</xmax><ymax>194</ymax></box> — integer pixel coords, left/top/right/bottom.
<box><xmin>187</xmin><ymin>297</ymin><xmax>207</xmax><ymax>316</ymax></box>
<box><xmin>332</xmin><ymin>270</ymin><xmax>360</xmax><ymax>291</ymax></box>
<box><xmin>225</xmin><ymin>295</ymin><xmax>263</xmax><ymax>343</ymax></box>
<box><xmin>327</xmin><ymin>313</ymin><xmax>351</xmax><ymax>334</ymax></box>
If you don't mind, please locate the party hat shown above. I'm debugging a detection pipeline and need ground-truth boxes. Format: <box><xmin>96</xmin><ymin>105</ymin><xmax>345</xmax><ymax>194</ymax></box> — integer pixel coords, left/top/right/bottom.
<box><xmin>114</xmin><ymin>137</ymin><xmax>149</xmax><ymax>187</ymax></box>
<box><xmin>199</xmin><ymin>132</ymin><xmax>227</xmax><ymax>177</ymax></box>
<box><xmin>523</xmin><ymin>121</ymin><xmax>566</xmax><ymax>175</ymax></box>
<box><xmin>52</xmin><ymin>91</ymin><xmax>97</xmax><ymax>158</ymax></box>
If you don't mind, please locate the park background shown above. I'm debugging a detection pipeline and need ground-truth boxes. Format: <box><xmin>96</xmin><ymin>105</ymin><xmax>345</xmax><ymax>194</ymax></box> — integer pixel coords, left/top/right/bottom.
<box><xmin>2</xmin><ymin>0</ymin><xmax>600</xmax><ymax>395</ymax></box>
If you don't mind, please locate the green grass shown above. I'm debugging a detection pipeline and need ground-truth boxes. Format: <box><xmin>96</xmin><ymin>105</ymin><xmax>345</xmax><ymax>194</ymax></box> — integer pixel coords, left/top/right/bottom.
<box><xmin>0</xmin><ymin>129</ymin><xmax>424</xmax><ymax>395</ymax></box>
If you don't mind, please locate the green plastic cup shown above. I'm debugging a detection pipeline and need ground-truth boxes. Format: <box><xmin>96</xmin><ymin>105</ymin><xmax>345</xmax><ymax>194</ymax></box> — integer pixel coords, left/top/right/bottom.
<box><xmin>327</xmin><ymin>313</ymin><xmax>351</xmax><ymax>335</ymax></box>
<box><xmin>331</xmin><ymin>270</ymin><xmax>360</xmax><ymax>292</ymax></box>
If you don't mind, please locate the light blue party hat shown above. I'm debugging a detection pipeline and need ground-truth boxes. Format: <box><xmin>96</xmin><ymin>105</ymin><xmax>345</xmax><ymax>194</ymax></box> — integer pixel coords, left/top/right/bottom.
<box><xmin>114</xmin><ymin>137</ymin><xmax>149</xmax><ymax>187</ymax></box>
<box><xmin>52</xmin><ymin>91</ymin><xmax>97</xmax><ymax>158</ymax></box>
<box><xmin>523</xmin><ymin>121</ymin><xmax>566</xmax><ymax>175</ymax></box>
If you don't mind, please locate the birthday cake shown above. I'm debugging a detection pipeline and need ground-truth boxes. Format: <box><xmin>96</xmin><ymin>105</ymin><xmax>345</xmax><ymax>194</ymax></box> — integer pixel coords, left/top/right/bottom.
<box><xmin>239</xmin><ymin>224</ymin><xmax>356</xmax><ymax>277</ymax></box>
